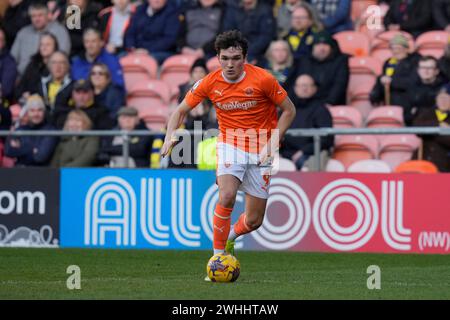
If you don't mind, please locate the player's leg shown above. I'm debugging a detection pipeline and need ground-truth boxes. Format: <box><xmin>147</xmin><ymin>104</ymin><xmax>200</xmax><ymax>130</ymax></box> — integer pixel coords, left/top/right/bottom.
<box><xmin>213</xmin><ymin>174</ymin><xmax>241</xmax><ymax>255</ymax></box>
<box><xmin>228</xmin><ymin>193</ymin><xmax>267</xmax><ymax>244</ymax></box>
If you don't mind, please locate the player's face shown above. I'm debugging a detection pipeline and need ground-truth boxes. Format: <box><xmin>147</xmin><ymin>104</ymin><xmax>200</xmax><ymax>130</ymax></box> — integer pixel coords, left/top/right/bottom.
<box><xmin>218</xmin><ymin>47</ymin><xmax>246</xmax><ymax>81</ymax></box>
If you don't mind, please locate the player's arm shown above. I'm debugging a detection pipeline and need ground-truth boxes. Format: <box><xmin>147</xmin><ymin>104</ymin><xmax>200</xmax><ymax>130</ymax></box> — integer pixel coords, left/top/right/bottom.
<box><xmin>276</xmin><ymin>96</ymin><xmax>296</xmax><ymax>141</ymax></box>
<box><xmin>259</xmin><ymin>96</ymin><xmax>296</xmax><ymax>165</ymax></box>
<box><xmin>160</xmin><ymin>99</ymin><xmax>193</xmax><ymax>157</ymax></box>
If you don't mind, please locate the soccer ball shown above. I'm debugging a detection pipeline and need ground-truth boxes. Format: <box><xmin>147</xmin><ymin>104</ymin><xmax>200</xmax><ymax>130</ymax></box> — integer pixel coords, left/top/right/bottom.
<box><xmin>206</xmin><ymin>253</ymin><xmax>240</xmax><ymax>282</ymax></box>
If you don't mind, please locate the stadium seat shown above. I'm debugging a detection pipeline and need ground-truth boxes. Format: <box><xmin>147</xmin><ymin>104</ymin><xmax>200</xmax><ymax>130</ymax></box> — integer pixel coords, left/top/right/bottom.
<box><xmin>274</xmin><ymin>157</ymin><xmax>297</xmax><ymax>172</ymax></box>
<box><xmin>329</xmin><ymin>106</ymin><xmax>363</xmax><ymax>128</ymax></box>
<box><xmin>365</xmin><ymin>105</ymin><xmax>404</xmax><ymax>128</ymax></box>
<box><xmin>415</xmin><ymin>31</ymin><xmax>449</xmax><ymax>59</ymax></box>
<box><xmin>347</xmin><ymin>57</ymin><xmax>382</xmax><ymax>112</ymax></box>
<box><xmin>347</xmin><ymin>159</ymin><xmax>392</xmax><ymax>173</ymax></box>
<box><xmin>160</xmin><ymin>54</ymin><xmax>198</xmax><ymax>92</ymax></box>
<box><xmin>332</xmin><ymin>135</ymin><xmax>379</xmax><ymax>169</ymax></box>
<box><xmin>170</xmin><ymin>85</ymin><xmax>180</xmax><ymax>106</ymax></box>
<box><xmin>325</xmin><ymin>159</ymin><xmax>345</xmax><ymax>172</ymax></box>
<box><xmin>126</xmin><ymin>79</ymin><xmax>171</xmax><ymax>115</ymax></box>
<box><xmin>206</xmin><ymin>56</ymin><xmax>221</xmax><ymax>72</ymax></box>
<box><xmin>120</xmin><ymin>52</ymin><xmax>158</xmax><ymax>91</ymax></box>
<box><xmin>370</xmin><ymin>31</ymin><xmax>414</xmax><ymax>63</ymax></box>
<box><xmin>379</xmin><ymin>134</ymin><xmax>421</xmax><ymax>170</ymax></box>
<box><xmin>139</xmin><ymin>108</ymin><xmax>168</xmax><ymax>131</ymax></box>
<box><xmin>394</xmin><ymin>160</ymin><xmax>438</xmax><ymax>173</ymax></box>
<box><xmin>334</xmin><ymin>31</ymin><xmax>371</xmax><ymax>57</ymax></box>
<box><xmin>347</xmin><ymin>81</ymin><xmax>374</xmax><ymax>119</ymax></box>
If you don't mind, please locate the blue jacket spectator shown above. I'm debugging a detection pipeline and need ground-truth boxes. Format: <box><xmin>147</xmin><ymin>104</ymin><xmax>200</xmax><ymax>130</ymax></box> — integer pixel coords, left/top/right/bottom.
<box><xmin>4</xmin><ymin>95</ymin><xmax>58</xmax><ymax>166</ymax></box>
<box><xmin>0</xmin><ymin>28</ymin><xmax>18</xmax><ymax>104</ymax></box>
<box><xmin>222</xmin><ymin>0</ymin><xmax>275</xmax><ymax>64</ymax></box>
<box><xmin>71</xmin><ymin>28</ymin><xmax>125</xmax><ymax>89</ymax></box>
<box><xmin>89</xmin><ymin>62</ymin><xmax>126</xmax><ymax>120</ymax></box>
<box><xmin>124</xmin><ymin>0</ymin><xmax>180</xmax><ymax>64</ymax></box>
<box><xmin>309</xmin><ymin>0</ymin><xmax>353</xmax><ymax>35</ymax></box>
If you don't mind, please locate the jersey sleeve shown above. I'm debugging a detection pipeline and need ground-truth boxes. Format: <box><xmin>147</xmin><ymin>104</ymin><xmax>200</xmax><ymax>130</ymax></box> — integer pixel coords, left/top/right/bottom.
<box><xmin>261</xmin><ymin>72</ymin><xmax>288</xmax><ymax>106</ymax></box>
<box><xmin>184</xmin><ymin>76</ymin><xmax>210</xmax><ymax>109</ymax></box>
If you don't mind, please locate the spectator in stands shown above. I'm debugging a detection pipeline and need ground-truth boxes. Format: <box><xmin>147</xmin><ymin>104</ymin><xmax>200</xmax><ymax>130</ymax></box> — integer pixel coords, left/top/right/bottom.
<box><xmin>89</xmin><ymin>62</ymin><xmax>126</xmax><ymax>120</ymax></box>
<box><xmin>35</xmin><ymin>51</ymin><xmax>73</xmax><ymax>117</ymax></box>
<box><xmin>1</xmin><ymin>0</ymin><xmax>31</xmax><ymax>48</ymax></box>
<box><xmin>383</xmin><ymin>0</ymin><xmax>433</xmax><ymax>38</ymax></box>
<box><xmin>0</xmin><ymin>27</ymin><xmax>18</xmax><ymax>105</ymax></box>
<box><xmin>71</xmin><ymin>28</ymin><xmax>125</xmax><ymax>89</ymax></box>
<box><xmin>0</xmin><ymin>104</ymin><xmax>12</xmax><ymax>131</ymax></box>
<box><xmin>11</xmin><ymin>2</ymin><xmax>71</xmax><ymax>75</ymax></box>
<box><xmin>407</xmin><ymin>56</ymin><xmax>447</xmax><ymax>124</ymax></box>
<box><xmin>99</xmin><ymin>0</ymin><xmax>137</xmax><ymax>55</ymax></box>
<box><xmin>285</xmin><ymin>30</ymin><xmax>349</xmax><ymax>106</ymax></box>
<box><xmin>309</xmin><ymin>0</ymin><xmax>352</xmax><ymax>35</ymax></box>
<box><xmin>16</xmin><ymin>32</ymin><xmax>59</xmax><ymax>103</ymax></box>
<box><xmin>4</xmin><ymin>94</ymin><xmax>58</xmax><ymax>166</ymax></box>
<box><xmin>281</xmin><ymin>74</ymin><xmax>334</xmax><ymax>170</ymax></box>
<box><xmin>370</xmin><ymin>34</ymin><xmax>421</xmax><ymax>124</ymax></box>
<box><xmin>50</xmin><ymin>109</ymin><xmax>99</xmax><ymax>167</ymax></box>
<box><xmin>124</xmin><ymin>0</ymin><xmax>180</xmax><ymax>64</ymax></box>
<box><xmin>178</xmin><ymin>58</ymin><xmax>208</xmax><ymax>103</ymax></box>
<box><xmin>97</xmin><ymin>107</ymin><xmax>152</xmax><ymax>167</ymax></box>
<box><xmin>412</xmin><ymin>85</ymin><xmax>450</xmax><ymax>172</ymax></box>
<box><xmin>283</xmin><ymin>3</ymin><xmax>323</xmax><ymax>61</ymax></box>
<box><xmin>58</xmin><ymin>0</ymin><xmax>103</xmax><ymax>58</ymax></box>
<box><xmin>177</xmin><ymin>0</ymin><xmax>225</xmax><ymax>60</ymax></box>
<box><xmin>432</xmin><ymin>0</ymin><xmax>450</xmax><ymax>32</ymax></box>
<box><xmin>260</xmin><ymin>40</ymin><xmax>294</xmax><ymax>85</ymax></box>
<box><xmin>277</xmin><ymin>0</ymin><xmax>303</xmax><ymax>38</ymax></box>
<box><xmin>53</xmin><ymin>79</ymin><xmax>114</xmax><ymax>130</ymax></box>
<box><xmin>222</xmin><ymin>0</ymin><xmax>275</xmax><ymax>65</ymax></box>
<box><xmin>438</xmin><ymin>43</ymin><xmax>450</xmax><ymax>82</ymax></box>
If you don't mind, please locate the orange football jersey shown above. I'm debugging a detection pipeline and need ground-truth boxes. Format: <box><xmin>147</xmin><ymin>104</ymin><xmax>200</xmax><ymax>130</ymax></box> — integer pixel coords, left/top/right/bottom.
<box><xmin>185</xmin><ymin>64</ymin><xmax>287</xmax><ymax>153</ymax></box>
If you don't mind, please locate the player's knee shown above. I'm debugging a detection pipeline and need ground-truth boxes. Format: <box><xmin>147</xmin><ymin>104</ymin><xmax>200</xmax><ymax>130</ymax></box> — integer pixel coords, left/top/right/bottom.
<box><xmin>246</xmin><ymin>216</ymin><xmax>263</xmax><ymax>231</ymax></box>
<box><xmin>218</xmin><ymin>191</ymin><xmax>237</xmax><ymax>208</ymax></box>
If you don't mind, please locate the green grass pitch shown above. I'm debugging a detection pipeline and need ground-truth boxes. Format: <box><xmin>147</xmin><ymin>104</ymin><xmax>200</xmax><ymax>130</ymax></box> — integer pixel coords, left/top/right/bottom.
<box><xmin>0</xmin><ymin>248</ymin><xmax>449</xmax><ymax>299</ymax></box>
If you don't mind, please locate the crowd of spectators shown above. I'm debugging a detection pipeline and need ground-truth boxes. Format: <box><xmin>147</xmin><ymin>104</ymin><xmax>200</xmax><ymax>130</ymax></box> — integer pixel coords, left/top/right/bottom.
<box><xmin>0</xmin><ymin>0</ymin><xmax>449</xmax><ymax>171</ymax></box>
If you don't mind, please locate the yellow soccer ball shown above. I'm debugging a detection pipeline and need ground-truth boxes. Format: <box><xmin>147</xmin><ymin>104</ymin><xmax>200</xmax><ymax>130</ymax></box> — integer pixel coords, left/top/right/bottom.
<box><xmin>206</xmin><ymin>253</ymin><xmax>240</xmax><ymax>282</ymax></box>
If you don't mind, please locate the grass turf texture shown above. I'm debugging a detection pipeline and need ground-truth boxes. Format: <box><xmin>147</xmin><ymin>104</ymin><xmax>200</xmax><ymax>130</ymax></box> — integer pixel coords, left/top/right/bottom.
<box><xmin>0</xmin><ymin>248</ymin><xmax>449</xmax><ymax>299</ymax></box>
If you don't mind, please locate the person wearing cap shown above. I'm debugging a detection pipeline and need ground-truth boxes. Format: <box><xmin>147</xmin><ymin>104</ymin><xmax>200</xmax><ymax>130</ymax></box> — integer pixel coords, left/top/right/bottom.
<box><xmin>284</xmin><ymin>30</ymin><xmax>349</xmax><ymax>106</ymax></box>
<box><xmin>412</xmin><ymin>85</ymin><xmax>450</xmax><ymax>172</ymax></box>
<box><xmin>53</xmin><ymin>79</ymin><xmax>114</xmax><ymax>130</ymax></box>
<box><xmin>4</xmin><ymin>94</ymin><xmax>58</xmax><ymax>167</ymax></box>
<box><xmin>97</xmin><ymin>106</ymin><xmax>153</xmax><ymax>167</ymax></box>
<box><xmin>370</xmin><ymin>34</ymin><xmax>421</xmax><ymax>123</ymax></box>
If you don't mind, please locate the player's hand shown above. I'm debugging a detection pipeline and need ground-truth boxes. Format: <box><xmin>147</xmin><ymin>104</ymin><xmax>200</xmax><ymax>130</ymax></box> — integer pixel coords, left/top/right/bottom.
<box><xmin>160</xmin><ymin>139</ymin><xmax>175</xmax><ymax>158</ymax></box>
<box><xmin>258</xmin><ymin>142</ymin><xmax>278</xmax><ymax>167</ymax></box>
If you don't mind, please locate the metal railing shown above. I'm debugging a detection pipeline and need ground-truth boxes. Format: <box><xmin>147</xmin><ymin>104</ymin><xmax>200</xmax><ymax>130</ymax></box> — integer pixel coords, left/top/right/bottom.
<box><xmin>2</xmin><ymin>127</ymin><xmax>450</xmax><ymax>170</ymax></box>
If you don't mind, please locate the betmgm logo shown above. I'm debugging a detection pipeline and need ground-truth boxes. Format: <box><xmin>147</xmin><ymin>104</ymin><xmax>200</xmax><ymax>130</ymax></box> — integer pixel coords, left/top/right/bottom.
<box><xmin>85</xmin><ymin>176</ymin><xmax>200</xmax><ymax>247</ymax></box>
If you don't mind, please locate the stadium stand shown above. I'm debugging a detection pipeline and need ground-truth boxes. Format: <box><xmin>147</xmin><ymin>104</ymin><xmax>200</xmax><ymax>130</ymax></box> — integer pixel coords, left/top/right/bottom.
<box><xmin>126</xmin><ymin>79</ymin><xmax>171</xmax><ymax>116</ymax></box>
<box><xmin>415</xmin><ymin>31</ymin><xmax>449</xmax><ymax>59</ymax></box>
<box><xmin>119</xmin><ymin>52</ymin><xmax>158</xmax><ymax>91</ymax></box>
<box><xmin>378</xmin><ymin>134</ymin><xmax>421</xmax><ymax>170</ymax></box>
<box><xmin>160</xmin><ymin>54</ymin><xmax>198</xmax><ymax>93</ymax></box>
<box><xmin>334</xmin><ymin>31</ymin><xmax>370</xmax><ymax>56</ymax></box>
<box><xmin>324</xmin><ymin>158</ymin><xmax>345</xmax><ymax>172</ymax></box>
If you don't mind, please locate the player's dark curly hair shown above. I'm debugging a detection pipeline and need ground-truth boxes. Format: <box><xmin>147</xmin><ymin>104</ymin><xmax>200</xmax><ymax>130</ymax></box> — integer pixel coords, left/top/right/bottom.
<box><xmin>215</xmin><ymin>30</ymin><xmax>248</xmax><ymax>57</ymax></box>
